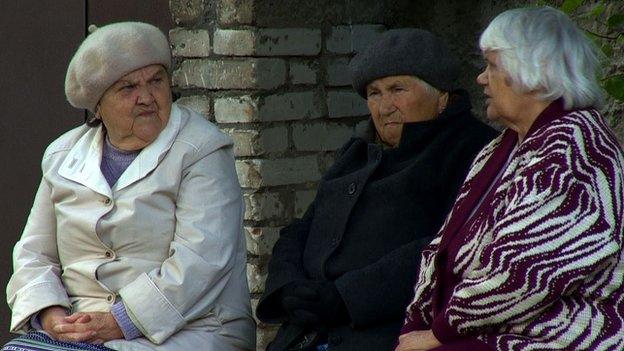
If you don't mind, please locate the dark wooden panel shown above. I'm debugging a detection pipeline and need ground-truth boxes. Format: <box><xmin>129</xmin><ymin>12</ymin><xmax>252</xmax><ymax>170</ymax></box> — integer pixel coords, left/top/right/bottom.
<box><xmin>88</xmin><ymin>0</ymin><xmax>173</xmax><ymax>33</ymax></box>
<box><xmin>0</xmin><ymin>0</ymin><xmax>86</xmax><ymax>344</ymax></box>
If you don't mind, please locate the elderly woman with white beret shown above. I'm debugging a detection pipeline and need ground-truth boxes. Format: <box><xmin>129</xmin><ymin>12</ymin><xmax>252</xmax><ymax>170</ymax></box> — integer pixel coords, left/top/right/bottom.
<box><xmin>3</xmin><ymin>22</ymin><xmax>255</xmax><ymax>351</ymax></box>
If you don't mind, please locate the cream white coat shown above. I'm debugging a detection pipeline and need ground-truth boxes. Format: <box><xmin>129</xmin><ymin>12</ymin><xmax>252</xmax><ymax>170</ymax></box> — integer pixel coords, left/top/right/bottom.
<box><xmin>6</xmin><ymin>104</ymin><xmax>255</xmax><ymax>350</ymax></box>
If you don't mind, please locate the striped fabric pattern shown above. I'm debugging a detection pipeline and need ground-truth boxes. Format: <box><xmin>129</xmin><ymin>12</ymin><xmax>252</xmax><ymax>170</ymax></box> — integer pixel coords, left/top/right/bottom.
<box><xmin>2</xmin><ymin>331</ymin><xmax>113</xmax><ymax>351</ymax></box>
<box><xmin>404</xmin><ymin>108</ymin><xmax>624</xmax><ymax>350</ymax></box>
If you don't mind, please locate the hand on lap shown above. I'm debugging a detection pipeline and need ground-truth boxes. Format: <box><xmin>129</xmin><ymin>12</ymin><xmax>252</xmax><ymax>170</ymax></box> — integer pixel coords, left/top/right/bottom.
<box><xmin>395</xmin><ymin>330</ymin><xmax>441</xmax><ymax>351</ymax></box>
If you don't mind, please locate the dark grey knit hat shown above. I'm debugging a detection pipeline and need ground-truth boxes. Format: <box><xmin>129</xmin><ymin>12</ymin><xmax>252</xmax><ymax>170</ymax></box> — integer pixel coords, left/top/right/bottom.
<box><xmin>350</xmin><ymin>28</ymin><xmax>460</xmax><ymax>98</ymax></box>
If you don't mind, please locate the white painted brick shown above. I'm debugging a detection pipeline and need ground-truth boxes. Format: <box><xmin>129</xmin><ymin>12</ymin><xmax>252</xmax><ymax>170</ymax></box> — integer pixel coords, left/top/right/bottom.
<box><xmin>261</xmin><ymin>125</ymin><xmax>289</xmax><ymax>153</ymax></box>
<box><xmin>224</xmin><ymin>128</ymin><xmax>259</xmax><ymax>156</ymax></box>
<box><xmin>170</xmin><ymin>0</ymin><xmax>205</xmax><ymax>26</ymax></box>
<box><xmin>292</xmin><ymin>122</ymin><xmax>352</xmax><ymax>151</ymax></box>
<box><xmin>257</xmin><ymin>325</ymin><xmax>280</xmax><ymax>351</ymax></box>
<box><xmin>259</xmin><ymin>91</ymin><xmax>324</xmax><ymax>121</ymax></box>
<box><xmin>326</xmin><ymin>24</ymin><xmax>385</xmax><ymax>54</ymax></box>
<box><xmin>256</xmin><ymin>28</ymin><xmax>321</xmax><ymax>56</ymax></box>
<box><xmin>327</xmin><ymin>90</ymin><xmax>370</xmax><ymax>118</ymax></box>
<box><xmin>175</xmin><ymin>95</ymin><xmax>211</xmax><ymax>119</ymax></box>
<box><xmin>236</xmin><ymin>159</ymin><xmax>262</xmax><ymax>188</ymax></box>
<box><xmin>246</xmin><ymin>262</ymin><xmax>267</xmax><ymax>294</ymax></box>
<box><xmin>214</xmin><ymin>95</ymin><xmax>259</xmax><ymax>123</ymax></box>
<box><xmin>213</xmin><ymin>29</ymin><xmax>255</xmax><ymax>56</ymax></box>
<box><xmin>290</xmin><ymin>60</ymin><xmax>318</xmax><ymax>85</ymax></box>
<box><xmin>213</xmin><ymin>28</ymin><xmax>321</xmax><ymax>57</ymax></box>
<box><xmin>260</xmin><ymin>156</ymin><xmax>322</xmax><ymax>186</ymax></box>
<box><xmin>172</xmin><ymin>58</ymin><xmax>286</xmax><ymax>90</ymax></box>
<box><xmin>236</xmin><ymin>156</ymin><xmax>321</xmax><ymax>188</ymax></box>
<box><xmin>295</xmin><ymin>190</ymin><xmax>316</xmax><ymax>218</ymax></box>
<box><xmin>169</xmin><ymin>28</ymin><xmax>210</xmax><ymax>57</ymax></box>
<box><xmin>327</xmin><ymin>57</ymin><xmax>352</xmax><ymax>86</ymax></box>
<box><xmin>225</xmin><ymin>126</ymin><xmax>288</xmax><ymax>156</ymax></box>
<box><xmin>243</xmin><ymin>191</ymin><xmax>286</xmax><ymax>221</ymax></box>
<box><xmin>245</xmin><ymin>227</ymin><xmax>280</xmax><ymax>256</ymax></box>
<box><xmin>218</xmin><ymin>0</ymin><xmax>254</xmax><ymax>26</ymax></box>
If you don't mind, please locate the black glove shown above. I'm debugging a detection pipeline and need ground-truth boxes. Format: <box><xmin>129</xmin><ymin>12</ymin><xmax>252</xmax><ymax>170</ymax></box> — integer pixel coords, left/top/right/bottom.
<box><xmin>281</xmin><ymin>281</ymin><xmax>349</xmax><ymax>326</ymax></box>
<box><xmin>280</xmin><ymin>281</ymin><xmax>320</xmax><ymax>326</ymax></box>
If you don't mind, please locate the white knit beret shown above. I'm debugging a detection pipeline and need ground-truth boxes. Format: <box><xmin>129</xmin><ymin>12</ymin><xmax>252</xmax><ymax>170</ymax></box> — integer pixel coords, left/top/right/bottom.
<box><xmin>65</xmin><ymin>22</ymin><xmax>171</xmax><ymax>112</ymax></box>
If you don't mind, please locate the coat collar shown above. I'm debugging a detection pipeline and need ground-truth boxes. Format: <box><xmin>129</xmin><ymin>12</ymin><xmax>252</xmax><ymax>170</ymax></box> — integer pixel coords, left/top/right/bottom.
<box><xmin>58</xmin><ymin>104</ymin><xmax>183</xmax><ymax>196</ymax></box>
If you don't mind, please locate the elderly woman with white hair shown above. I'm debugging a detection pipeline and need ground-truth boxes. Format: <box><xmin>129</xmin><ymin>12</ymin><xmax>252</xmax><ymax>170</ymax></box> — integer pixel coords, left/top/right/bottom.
<box><xmin>3</xmin><ymin>22</ymin><xmax>255</xmax><ymax>351</ymax></box>
<box><xmin>396</xmin><ymin>6</ymin><xmax>624</xmax><ymax>351</ymax></box>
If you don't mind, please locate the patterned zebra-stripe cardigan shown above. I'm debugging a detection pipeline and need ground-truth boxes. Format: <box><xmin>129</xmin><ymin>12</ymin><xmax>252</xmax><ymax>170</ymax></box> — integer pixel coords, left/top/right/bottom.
<box><xmin>402</xmin><ymin>101</ymin><xmax>624</xmax><ymax>350</ymax></box>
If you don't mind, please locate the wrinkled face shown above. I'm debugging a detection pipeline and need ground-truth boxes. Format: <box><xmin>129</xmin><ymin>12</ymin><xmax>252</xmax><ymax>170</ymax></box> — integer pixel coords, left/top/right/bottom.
<box><xmin>97</xmin><ymin>64</ymin><xmax>172</xmax><ymax>151</ymax></box>
<box><xmin>366</xmin><ymin>75</ymin><xmax>445</xmax><ymax>147</ymax></box>
<box><xmin>476</xmin><ymin>51</ymin><xmax>524</xmax><ymax>123</ymax></box>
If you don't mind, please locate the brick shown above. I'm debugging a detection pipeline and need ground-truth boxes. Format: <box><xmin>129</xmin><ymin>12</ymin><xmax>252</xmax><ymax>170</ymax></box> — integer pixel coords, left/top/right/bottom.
<box><xmin>260</xmin><ymin>125</ymin><xmax>289</xmax><ymax>153</ymax></box>
<box><xmin>243</xmin><ymin>191</ymin><xmax>286</xmax><ymax>221</ymax></box>
<box><xmin>218</xmin><ymin>0</ymin><xmax>254</xmax><ymax>26</ymax></box>
<box><xmin>326</xmin><ymin>24</ymin><xmax>385</xmax><ymax>54</ymax></box>
<box><xmin>245</xmin><ymin>227</ymin><xmax>280</xmax><ymax>256</ymax></box>
<box><xmin>224</xmin><ymin>126</ymin><xmax>288</xmax><ymax>156</ymax></box>
<box><xmin>292</xmin><ymin>122</ymin><xmax>352</xmax><ymax>151</ymax></box>
<box><xmin>257</xmin><ymin>325</ymin><xmax>280</xmax><ymax>351</ymax></box>
<box><xmin>290</xmin><ymin>60</ymin><xmax>318</xmax><ymax>85</ymax></box>
<box><xmin>327</xmin><ymin>90</ymin><xmax>370</xmax><ymax>118</ymax></box>
<box><xmin>214</xmin><ymin>28</ymin><xmax>322</xmax><ymax>56</ymax></box>
<box><xmin>214</xmin><ymin>95</ymin><xmax>259</xmax><ymax>123</ymax></box>
<box><xmin>215</xmin><ymin>92</ymin><xmax>323</xmax><ymax>123</ymax></box>
<box><xmin>236</xmin><ymin>156</ymin><xmax>321</xmax><ymax>188</ymax></box>
<box><xmin>246</xmin><ymin>262</ymin><xmax>267</xmax><ymax>294</ymax></box>
<box><xmin>259</xmin><ymin>91</ymin><xmax>324</xmax><ymax>121</ymax></box>
<box><xmin>170</xmin><ymin>0</ymin><xmax>205</xmax><ymax>26</ymax></box>
<box><xmin>256</xmin><ymin>28</ymin><xmax>321</xmax><ymax>56</ymax></box>
<box><xmin>259</xmin><ymin>156</ymin><xmax>322</xmax><ymax>186</ymax></box>
<box><xmin>213</xmin><ymin>29</ymin><xmax>255</xmax><ymax>56</ymax></box>
<box><xmin>169</xmin><ymin>28</ymin><xmax>210</xmax><ymax>57</ymax></box>
<box><xmin>326</xmin><ymin>57</ymin><xmax>352</xmax><ymax>86</ymax></box>
<box><xmin>236</xmin><ymin>159</ymin><xmax>262</xmax><ymax>188</ymax></box>
<box><xmin>175</xmin><ymin>95</ymin><xmax>211</xmax><ymax>119</ymax></box>
<box><xmin>295</xmin><ymin>190</ymin><xmax>316</xmax><ymax>218</ymax></box>
<box><xmin>172</xmin><ymin>58</ymin><xmax>286</xmax><ymax>90</ymax></box>
<box><xmin>224</xmin><ymin>128</ymin><xmax>259</xmax><ymax>156</ymax></box>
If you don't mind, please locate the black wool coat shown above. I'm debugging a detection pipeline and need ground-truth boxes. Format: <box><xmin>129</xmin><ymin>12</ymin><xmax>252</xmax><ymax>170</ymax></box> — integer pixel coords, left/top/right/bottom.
<box><xmin>256</xmin><ymin>91</ymin><xmax>497</xmax><ymax>351</ymax></box>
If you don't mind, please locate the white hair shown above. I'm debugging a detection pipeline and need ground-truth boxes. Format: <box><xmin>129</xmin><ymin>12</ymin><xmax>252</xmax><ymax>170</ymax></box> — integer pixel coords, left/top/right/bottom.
<box><xmin>410</xmin><ymin>76</ymin><xmax>442</xmax><ymax>97</ymax></box>
<box><xmin>479</xmin><ymin>6</ymin><xmax>604</xmax><ymax>109</ymax></box>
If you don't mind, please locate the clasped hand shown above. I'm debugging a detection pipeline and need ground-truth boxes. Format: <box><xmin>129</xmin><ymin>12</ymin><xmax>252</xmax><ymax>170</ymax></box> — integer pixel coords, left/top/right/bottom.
<box><xmin>40</xmin><ymin>306</ymin><xmax>123</xmax><ymax>344</ymax></box>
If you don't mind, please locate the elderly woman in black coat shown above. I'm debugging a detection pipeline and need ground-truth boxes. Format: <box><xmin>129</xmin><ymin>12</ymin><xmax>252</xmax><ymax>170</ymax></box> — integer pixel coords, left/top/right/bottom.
<box><xmin>255</xmin><ymin>29</ymin><xmax>497</xmax><ymax>351</ymax></box>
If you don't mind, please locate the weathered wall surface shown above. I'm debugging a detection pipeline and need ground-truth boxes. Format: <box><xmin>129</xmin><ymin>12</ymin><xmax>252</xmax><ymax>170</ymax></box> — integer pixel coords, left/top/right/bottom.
<box><xmin>167</xmin><ymin>0</ymin><xmax>622</xmax><ymax>349</ymax></box>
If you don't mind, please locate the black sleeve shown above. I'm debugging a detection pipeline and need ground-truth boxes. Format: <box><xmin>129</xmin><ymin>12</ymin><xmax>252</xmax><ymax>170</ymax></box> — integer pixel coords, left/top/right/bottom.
<box><xmin>255</xmin><ymin>138</ymin><xmax>360</xmax><ymax>323</ymax></box>
<box><xmin>334</xmin><ymin>235</ymin><xmax>433</xmax><ymax>327</ymax></box>
<box><xmin>255</xmin><ymin>201</ymin><xmax>315</xmax><ymax>323</ymax></box>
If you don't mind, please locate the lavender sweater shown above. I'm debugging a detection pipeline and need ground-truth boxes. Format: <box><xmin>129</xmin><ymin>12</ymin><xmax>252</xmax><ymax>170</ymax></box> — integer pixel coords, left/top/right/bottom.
<box><xmin>402</xmin><ymin>100</ymin><xmax>624</xmax><ymax>350</ymax></box>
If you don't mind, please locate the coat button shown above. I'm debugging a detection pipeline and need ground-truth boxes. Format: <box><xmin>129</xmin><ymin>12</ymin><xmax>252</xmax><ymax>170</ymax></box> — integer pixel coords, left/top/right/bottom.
<box><xmin>105</xmin><ymin>250</ymin><xmax>114</xmax><ymax>258</ymax></box>
<box><xmin>106</xmin><ymin>294</ymin><xmax>114</xmax><ymax>302</ymax></box>
<box><xmin>329</xmin><ymin>334</ymin><xmax>342</xmax><ymax>345</ymax></box>
<box><xmin>347</xmin><ymin>182</ymin><xmax>357</xmax><ymax>195</ymax></box>
<box><xmin>104</xmin><ymin>198</ymin><xmax>111</xmax><ymax>205</ymax></box>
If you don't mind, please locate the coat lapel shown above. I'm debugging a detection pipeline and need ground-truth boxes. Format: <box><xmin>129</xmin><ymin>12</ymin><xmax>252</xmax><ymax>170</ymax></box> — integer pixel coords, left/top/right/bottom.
<box><xmin>113</xmin><ymin>104</ymin><xmax>182</xmax><ymax>192</ymax></box>
<box><xmin>58</xmin><ymin>126</ymin><xmax>112</xmax><ymax>198</ymax></box>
